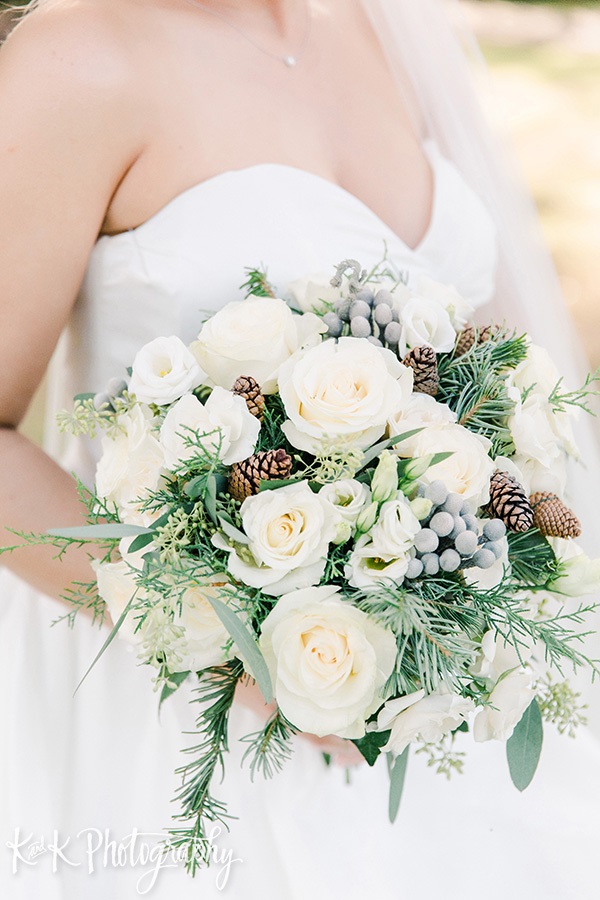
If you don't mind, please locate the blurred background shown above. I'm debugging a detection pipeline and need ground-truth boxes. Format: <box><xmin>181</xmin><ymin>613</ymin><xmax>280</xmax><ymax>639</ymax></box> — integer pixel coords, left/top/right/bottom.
<box><xmin>1</xmin><ymin>0</ymin><xmax>599</xmax><ymax>442</ymax></box>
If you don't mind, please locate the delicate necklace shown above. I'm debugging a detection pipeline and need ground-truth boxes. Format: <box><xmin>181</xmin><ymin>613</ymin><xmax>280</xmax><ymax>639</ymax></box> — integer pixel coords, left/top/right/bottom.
<box><xmin>181</xmin><ymin>0</ymin><xmax>312</xmax><ymax>68</ymax></box>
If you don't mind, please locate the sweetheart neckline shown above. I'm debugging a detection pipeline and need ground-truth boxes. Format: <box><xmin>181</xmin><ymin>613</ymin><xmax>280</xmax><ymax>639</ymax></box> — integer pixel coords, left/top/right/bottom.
<box><xmin>98</xmin><ymin>140</ymin><xmax>442</xmax><ymax>257</ymax></box>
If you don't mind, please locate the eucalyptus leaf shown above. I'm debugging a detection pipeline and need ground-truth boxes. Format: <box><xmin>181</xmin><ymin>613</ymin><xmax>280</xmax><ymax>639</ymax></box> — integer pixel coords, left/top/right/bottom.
<box><xmin>184</xmin><ymin>476</ymin><xmax>206</xmax><ymax>500</ymax></box>
<box><xmin>74</xmin><ymin>392</ymin><xmax>96</xmax><ymax>403</ymax></box>
<box><xmin>506</xmin><ymin>698</ymin><xmax>543</xmax><ymax>791</ymax></box>
<box><xmin>74</xmin><ymin>599</ymin><xmax>135</xmax><ymax>695</ymax></box>
<box><xmin>205</xmin><ymin>595</ymin><xmax>273</xmax><ymax>704</ymax></box>
<box><xmin>388</xmin><ymin>747</ymin><xmax>409</xmax><ymax>823</ymax></box>
<box><xmin>258</xmin><ymin>478</ymin><xmax>303</xmax><ymax>493</ymax></box>
<box><xmin>128</xmin><ymin>532</ymin><xmax>156</xmax><ymax>554</ymax></box>
<box><xmin>217</xmin><ymin>516</ymin><xmax>250</xmax><ymax>546</ymax></box>
<box><xmin>357</xmin><ymin>429</ymin><xmax>424</xmax><ymax>473</ymax></box>
<box><xmin>428</xmin><ymin>451</ymin><xmax>454</xmax><ymax>467</ymax></box>
<box><xmin>48</xmin><ymin>524</ymin><xmax>151</xmax><ymax>541</ymax></box>
<box><xmin>205</xmin><ymin>474</ymin><xmax>218</xmax><ymax>525</ymax></box>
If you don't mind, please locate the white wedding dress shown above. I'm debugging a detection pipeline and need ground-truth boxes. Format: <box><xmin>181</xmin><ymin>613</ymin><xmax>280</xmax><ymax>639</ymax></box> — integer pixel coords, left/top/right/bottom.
<box><xmin>1</xmin><ymin>140</ymin><xmax>600</xmax><ymax>899</ymax></box>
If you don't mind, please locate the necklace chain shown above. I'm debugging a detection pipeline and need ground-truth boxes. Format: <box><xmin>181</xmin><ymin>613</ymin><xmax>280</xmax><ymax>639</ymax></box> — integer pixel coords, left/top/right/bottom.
<box><xmin>180</xmin><ymin>0</ymin><xmax>312</xmax><ymax>68</ymax></box>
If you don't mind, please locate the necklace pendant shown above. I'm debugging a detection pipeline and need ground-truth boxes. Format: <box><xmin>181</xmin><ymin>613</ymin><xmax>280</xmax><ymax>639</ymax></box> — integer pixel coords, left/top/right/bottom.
<box><xmin>283</xmin><ymin>55</ymin><xmax>297</xmax><ymax>67</ymax></box>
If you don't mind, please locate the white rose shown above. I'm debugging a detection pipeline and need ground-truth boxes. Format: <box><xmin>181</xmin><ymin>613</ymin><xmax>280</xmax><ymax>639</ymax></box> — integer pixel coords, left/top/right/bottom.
<box><xmin>473</xmin><ymin>671</ymin><xmax>535</xmax><ymax>742</ymax></box>
<box><xmin>259</xmin><ymin>585</ymin><xmax>397</xmax><ymax>738</ymax></box>
<box><xmin>375</xmin><ymin>687</ymin><xmax>475</xmax><ymax>756</ymax></box>
<box><xmin>94</xmin><ymin>559</ymin><xmax>145</xmax><ymax>644</ymax></box>
<box><xmin>397</xmin><ymin>423</ymin><xmax>494</xmax><ymax>508</ymax></box>
<box><xmin>286</xmin><ymin>272</ymin><xmax>343</xmax><ymax>314</ymax></box>
<box><xmin>387</xmin><ymin>393</ymin><xmax>457</xmax><ymax>456</ymax></box>
<box><xmin>346</xmin><ymin>533</ymin><xmax>412</xmax><ymax>590</ymax></box>
<box><xmin>129</xmin><ymin>335</ymin><xmax>206</xmax><ymax>406</ymax></box>
<box><xmin>214</xmin><ymin>482</ymin><xmax>336</xmax><ymax>596</ymax></box>
<box><xmin>95</xmin><ymin>405</ymin><xmax>165</xmax><ymax>526</ymax></box>
<box><xmin>510</xmin><ymin>343</ymin><xmax>561</xmax><ymax>399</ymax></box>
<box><xmin>398</xmin><ymin>297</ymin><xmax>456</xmax><ymax>353</ymax></box>
<box><xmin>160</xmin><ymin>389</ymin><xmax>260</xmax><ymax>469</ymax></box>
<box><xmin>279</xmin><ymin>337</ymin><xmax>414</xmax><ymax>454</ymax></box>
<box><xmin>415</xmin><ymin>275</ymin><xmax>475</xmax><ymax>330</ymax></box>
<box><xmin>192</xmin><ymin>296</ymin><xmax>325</xmax><ymax>394</ymax></box>
<box><xmin>318</xmin><ymin>479</ymin><xmax>371</xmax><ymax>544</ymax></box>
<box><xmin>172</xmin><ymin>576</ymin><xmax>237</xmax><ymax>672</ymax></box>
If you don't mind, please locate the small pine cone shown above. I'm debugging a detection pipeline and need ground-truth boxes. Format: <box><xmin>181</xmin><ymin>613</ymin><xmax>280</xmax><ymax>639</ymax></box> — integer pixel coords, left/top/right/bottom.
<box><xmin>402</xmin><ymin>345</ymin><xmax>439</xmax><ymax>396</ymax></box>
<box><xmin>454</xmin><ymin>324</ymin><xmax>500</xmax><ymax>357</ymax></box>
<box><xmin>232</xmin><ymin>375</ymin><xmax>265</xmax><ymax>421</ymax></box>
<box><xmin>530</xmin><ymin>492</ymin><xmax>582</xmax><ymax>539</ymax></box>
<box><xmin>228</xmin><ymin>449</ymin><xmax>293</xmax><ymax>502</ymax></box>
<box><xmin>487</xmin><ymin>470</ymin><xmax>534</xmax><ymax>533</ymax></box>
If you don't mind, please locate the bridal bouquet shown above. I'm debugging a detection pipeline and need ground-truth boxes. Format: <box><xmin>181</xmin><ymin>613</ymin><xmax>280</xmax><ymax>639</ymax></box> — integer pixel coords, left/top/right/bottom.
<box><xmin>22</xmin><ymin>257</ymin><xmax>600</xmax><ymax>871</ymax></box>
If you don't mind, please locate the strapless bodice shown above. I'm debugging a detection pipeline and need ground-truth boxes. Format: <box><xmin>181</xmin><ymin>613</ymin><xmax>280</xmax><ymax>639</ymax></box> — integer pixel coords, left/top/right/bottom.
<box><xmin>47</xmin><ymin>140</ymin><xmax>497</xmax><ymax>471</ymax></box>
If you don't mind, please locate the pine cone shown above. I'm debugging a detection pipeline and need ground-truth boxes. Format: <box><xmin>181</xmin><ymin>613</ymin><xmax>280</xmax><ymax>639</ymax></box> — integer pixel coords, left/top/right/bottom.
<box><xmin>530</xmin><ymin>492</ymin><xmax>582</xmax><ymax>539</ymax></box>
<box><xmin>228</xmin><ymin>449</ymin><xmax>293</xmax><ymax>502</ymax></box>
<box><xmin>486</xmin><ymin>470</ymin><xmax>534</xmax><ymax>533</ymax></box>
<box><xmin>232</xmin><ymin>375</ymin><xmax>265</xmax><ymax>421</ymax></box>
<box><xmin>454</xmin><ymin>324</ymin><xmax>499</xmax><ymax>357</ymax></box>
<box><xmin>402</xmin><ymin>345</ymin><xmax>439</xmax><ymax>396</ymax></box>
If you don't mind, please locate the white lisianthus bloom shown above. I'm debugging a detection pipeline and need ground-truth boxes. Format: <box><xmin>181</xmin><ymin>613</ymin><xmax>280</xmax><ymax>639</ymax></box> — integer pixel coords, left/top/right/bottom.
<box><xmin>370</xmin><ymin>495</ymin><xmax>421</xmax><ymax>559</ymax></box>
<box><xmin>510</xmin><ymin>342</ymin><xmax>562</xmax><ymax>399</ymax></box>
<box><xmin>346</xmin><ymin>534</ymin><xmax>412</xmax><ymax>590</ymax></box>
<box><xmin>95</xmin><ymin>405</ymin><xmax>165</xmax><ymax>526</ymax></box>
<box><xmin>470</xmin><ymin>630</ymin><xmax>533</xmax><ymax>683</ymax></box>
<box><xmin>397</xmin><ymin>423</ymin><xmax>494</xmax><ymax>508</ymax></box>
<box><xmin>286</xmin><ymin>272</ymin><xmax>343</xmax><ymax>314</ymax></box>
<box><xmin>375</xmin><ymin>687</ymin><xmax>475</xmax><ymax>756</ymax></box>
<box><xmin>160</xmin><ymin>389</ymin><xmax>260</xmax><ymax>469</ymax></box>
<box><xmin>192</xmin><ymin>296</ymin><xmax>325</xmax><ymax>394</ymax></box>
<box><xmin>549</xmin><ymin>540</ymin><xmax>600</xmax><ymax>597</ymax></box>
<box><xmin>398</xmin><ymin>297</ymin><xmax>457</xmax><ymax>353</ymax></box>
<box><xmin>414</xmin><ymin>275</ymin><xmax>475</xmax><ymax>331</ymax></box>
<box><xmin>318</xmin><ymin>479</ymin><xmax>371</xmax><ymax>544</ymax></box>
<box><xmin>214</xmin><ymin>482</ymin><xmax>336</xmax><ymax>596</ymax></box>
<box><xmin>506</xmin><ymin>386</ymin><xmax>569</xmax><ymax>495</ymax></box>
<box><xmin>473</xmin><ymin>671</ymin><xmax>535</xmax><ymax>742</ymax></box>
<box><xmin>388</xmin><ymin>393</ymin><xmax>456</xmax><ymax>457</ymax></box>
<box><xmin>129</xmin><ymin>335</ymin><xmax>206</xmax><ymax>406</ymax></box>
<box><xmin>279</xmin><ymin>337</ymin><xmax>414</xmax><ymax>454</ymax></box>
<box><xmin>94</xmin><ymin>559</ymin><xmax>146</xmax><ymax>644</ymax></box>
<box><xmin>259</xmin><ymin>585</ymin><xmax>397</xmax><ymax>738</ymax></box>
<box><xmin>172</xmin><ymin>576</ymin><xmax>237</xmax><ymax>672</ymax></box>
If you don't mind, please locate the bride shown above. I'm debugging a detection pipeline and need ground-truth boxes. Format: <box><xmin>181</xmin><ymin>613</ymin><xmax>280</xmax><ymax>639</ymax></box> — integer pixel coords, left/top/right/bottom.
<box><xmin>1</xmin><ymin>0</ymin><xmax>599</xmax><ymax>897</ymax></box>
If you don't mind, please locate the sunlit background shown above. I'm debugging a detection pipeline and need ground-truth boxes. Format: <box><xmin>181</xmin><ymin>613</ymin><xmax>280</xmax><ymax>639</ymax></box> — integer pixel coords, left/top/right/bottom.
<box><xmin>1</xmin><ymin>0</ymin><xmax>599</xmax><ymax>442</ymax></box>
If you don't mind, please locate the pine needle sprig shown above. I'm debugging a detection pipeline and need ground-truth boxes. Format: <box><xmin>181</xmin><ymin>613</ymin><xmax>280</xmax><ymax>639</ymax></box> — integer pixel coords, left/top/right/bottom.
<box><xmin>240</xmin><ymin>265</ymin><xmax>277</xmax><ymax>299</ymax></box>
<box><xmin>548</xmin><ymin>368</ymin><xmax>600</xmax><ymax>416</ymax></box>
<box><xmin>240</xmin><ymin>707</ymin><xmax>297</xmax><ymax>780</ymax></box>
<box><xmin>169</xmin><ymin>659</ymin><xmax>244</xmax><ymax>875</ymax></box>
<box><xmin>52</xmin><ymin>579</ymin><xmax>106</xmax><ymax>629</ymax></box>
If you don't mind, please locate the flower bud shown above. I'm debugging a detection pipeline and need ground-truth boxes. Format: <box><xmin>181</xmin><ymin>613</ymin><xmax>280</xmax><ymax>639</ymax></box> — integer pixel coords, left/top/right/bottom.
<box><xmin>405</xmin><ymin>455</ymin><xmax>434</xmax><ymax>481</ymax></box>
<box><xmin>371</xmin><ymin>450</ymin><xmax>399</xmax><ymax>504</ymax></box>
<box><xmin>332</xmin><ymin>520</ymin><xmax>353</xmax><ymax>546</ymax></box>
<box><xmin>356</xmin><ymin>501</ymin><xmax>379</xmax><ymax>535</ymax></box>
<box><xmin>410</xmin><ymin>497</ymin><xmax>434</xmax><ymax>521</ymax></box>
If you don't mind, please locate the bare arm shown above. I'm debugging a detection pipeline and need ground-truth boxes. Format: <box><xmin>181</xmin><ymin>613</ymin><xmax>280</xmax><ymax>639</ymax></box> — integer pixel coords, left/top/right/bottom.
<box><xmin>0</xmin><ymin>4</ymin><xmax>145</xmax><ymax>602</ymax></box>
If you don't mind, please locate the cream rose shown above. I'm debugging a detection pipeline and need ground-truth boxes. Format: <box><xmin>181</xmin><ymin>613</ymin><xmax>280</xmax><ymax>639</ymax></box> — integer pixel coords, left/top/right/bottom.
<box><xmin>129</xmin><ymin>335</ymin><xmax>206</xmax><ymax>406</ymax></box>
<box><xmin>397</xmin><ymin>423</ymin><xmax>494</xmax><ymax>508</ymax></box>
<box><xmin>388</xmin><ymin>393</ymin><xmax>456</xmax><ymax>457</ymax></box>
<box><xmin>279</xmin><ymin>337</ymin><xmax>414</xmax><ymax>454</ymax></box>
<box><xmin>259</xmin><ymin>585</ymin><xmax>397</xmax><ymax>738</ymax></box>
<box><xmin>398</xmin><ymin>297</ymin><xmax>457</xmax><ymax>353</ymax></box>
<box><xmin>94</xmin><ymin>559</ymin><xmax>145</xmax><ymax>644</ymax></box>
<box><xmin>415</xmin><ymin>276</ymin><xmax>476</xmax><ymax>331</ymax></box>
<box><xmin>375</xmin><ymin>687</ymin><xmax>475</xmax><ymax>756</ymax></box>
<box><xmin>286</xmin><ymin>272</ymin><xmax>343</xmax><ymax>314</ymax></box>
<box><xmin>192</xmin><ymin>296</ymin><xmax>325</xmax><ymax>394</ymax></box>
<box><xmin>171</xmin><ymin>576</ymin><xmax>237</xmax><ymax>672</ymax></box>
<box><xmin>95</xmin><ymin>405</ymin><xmax>165</xmax><ymax>526</ymax></box>
<box><xmin>214</xmin><ymin>482</ymin><xmax>336</xmax><ymax>596</ymax></box>
<box><xmin>160</xmin><ymin>389</ymin><xmax>260</xmax><ymax>469</ymax></box>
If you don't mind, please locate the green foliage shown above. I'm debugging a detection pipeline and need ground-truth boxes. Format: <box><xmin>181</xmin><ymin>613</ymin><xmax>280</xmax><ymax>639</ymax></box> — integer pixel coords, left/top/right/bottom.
<box><xmin>537</xmin><ymin>674</ymin><xmax>589</xmax><ymax>736</ymax></box>
<box><xmin>388</xmin><ymin>747</ymin><xmax>409</xmax><ymax>823</ymax></box>
<box><xmin>415</xmin><ymin>730</ymin><xmax>467</xmax><ymax>779</ymax></box>
<box><xmin>240</xmin><ymin>708</ymin><xmax>297</xmax><ymax>779</ymax></box>
<box><xmin>506</xmin><ymin>698</ymin><xmax>544</xmax><ymax>791</ymax></box>
<box><xmin>507</xmin><ymin>528</ymin><xmax>559</xmax><ymax>586</ymax></box>
<box><xmin>436</xmin><ymin>331</ymin><xmax>528</xmax><ymax>456</ymax></box>
<box><xmin>352</xmin><ymin>729</ymin><xmax>391</xmax><ymax>766</ymax></box>
<box><xmin>548</xmin><ymin>368</ymin><xmax>600</xmax><ymax>416</ymax></box>
<box><xmin>240</xmin><ymin>265</ymin><xmax>276</xmax><ymax>299</ymax></box>
<box><xmin>169</xmin><ymin>660</ymin><xmax>244</xmax><ymax>875</ymax></box>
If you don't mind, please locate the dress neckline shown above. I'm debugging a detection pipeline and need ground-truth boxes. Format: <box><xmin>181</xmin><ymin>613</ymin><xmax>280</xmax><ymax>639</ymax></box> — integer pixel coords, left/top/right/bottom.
<box><xmin>98</xmin><ymin>139</ymin><xmax>442</xmax><ymax>257</ymax></box>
